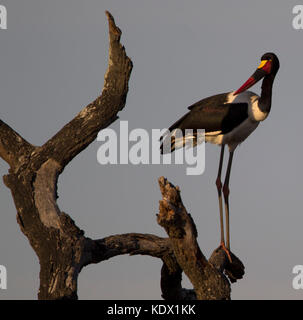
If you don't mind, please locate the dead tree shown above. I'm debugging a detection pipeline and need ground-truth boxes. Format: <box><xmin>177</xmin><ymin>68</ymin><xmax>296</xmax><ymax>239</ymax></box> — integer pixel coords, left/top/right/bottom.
<box><xmin>0</xmin><ymin>11</ymin><xmax>244</xmax><ymax>300</ymax></box>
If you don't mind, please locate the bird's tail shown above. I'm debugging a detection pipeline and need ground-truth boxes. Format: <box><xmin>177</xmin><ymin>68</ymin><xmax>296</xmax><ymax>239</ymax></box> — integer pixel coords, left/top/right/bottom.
<box><xmin>160</xmin><ymin>129</ymin><xmax>201</xmax><ymax>154</ymax></box>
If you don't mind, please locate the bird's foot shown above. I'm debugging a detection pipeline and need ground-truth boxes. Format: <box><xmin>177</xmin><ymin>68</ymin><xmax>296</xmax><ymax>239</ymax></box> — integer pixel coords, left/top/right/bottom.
<box><xmin>220</xmin><ymin>242</ymin><xmax>232</xmax><ymax>263</ymax></box>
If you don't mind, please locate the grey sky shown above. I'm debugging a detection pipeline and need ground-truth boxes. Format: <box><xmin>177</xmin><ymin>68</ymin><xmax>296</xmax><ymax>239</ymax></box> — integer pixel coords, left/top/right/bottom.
<box><xmin>0</xmin><ymin>0</ymin><xmax>303</xmax><ymax>299</ymax></box>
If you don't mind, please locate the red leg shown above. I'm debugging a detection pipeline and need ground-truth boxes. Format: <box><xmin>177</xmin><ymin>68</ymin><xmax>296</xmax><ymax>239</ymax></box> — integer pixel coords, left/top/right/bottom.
<box><xmin>216</xmin><ymin>145</ymin><xmax>225</xmax><ymax>245</ymax></box>
<box><xmin>223</xmin><ymin>150</ymin><xmax>234</xmax><ymax>252</ymax></box>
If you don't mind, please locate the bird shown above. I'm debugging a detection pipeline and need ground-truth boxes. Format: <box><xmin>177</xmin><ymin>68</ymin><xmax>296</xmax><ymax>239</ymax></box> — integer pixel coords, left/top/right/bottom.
<box><xmin>160</xmin><ymin>52</ymin><xmax>280</xmax><ymax>261</ymax></box>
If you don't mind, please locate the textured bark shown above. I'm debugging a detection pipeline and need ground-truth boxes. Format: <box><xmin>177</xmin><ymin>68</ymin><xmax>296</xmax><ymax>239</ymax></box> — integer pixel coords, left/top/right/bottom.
<box><xmin>0</xmin><ymin>11</ymin><xmax>244</xmax><ymax>300</ymax></box>
<box><xmin>157</xmin><ymin>177</ymin><xmax>244</xmax><ymax>300</ymax></box>
<box><xmin>0</xmin><ymin>120</ymin><xmax>35</xmax><ymax>172</ymax></box>
<box><xmin>160</xmin><ymin>254</ymin><xmax>196</xmax><ymax>300</ymax></box>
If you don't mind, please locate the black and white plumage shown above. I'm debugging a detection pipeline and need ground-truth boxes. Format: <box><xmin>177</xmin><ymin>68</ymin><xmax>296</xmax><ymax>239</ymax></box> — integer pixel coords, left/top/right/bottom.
<box><xmin>160</xmin><ymin>52</ymin><xmax>280</xmax><ymax>260</ymax></box>
<box><xmin>161</xmin><ymin>91</ymin><xmax>262</xmax><ymax>153</ymax></box>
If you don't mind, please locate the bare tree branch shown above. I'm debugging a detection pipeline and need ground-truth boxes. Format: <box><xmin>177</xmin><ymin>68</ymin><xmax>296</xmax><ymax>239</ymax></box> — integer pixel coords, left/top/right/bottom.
<box><xmin>89</xmin><ymin>233</ymin><xmax>196</xmax><ymax>300</ymax></box>
<box><xmin>160</xmin><ymin>255</ymin><xmax>196</xmax><ymax>300</ymax></box>
<box><xmin>0</xmin><ymin>120</ymin><xmax>35</xmax><ymax>171</ymax></box>
<box><xmin>157</xmin><ymin>176</ymin><xmax>231</xmax><ymax>300</ymax></box>
<box><xmin>34</xmin><ymin>11</ymin><xmax>133</xmax><ymax>170</ymax></box>
<box><xmin>91</xmin><ymin>233</ymin><xmax>171</xmax><ymax>262</ymax></box>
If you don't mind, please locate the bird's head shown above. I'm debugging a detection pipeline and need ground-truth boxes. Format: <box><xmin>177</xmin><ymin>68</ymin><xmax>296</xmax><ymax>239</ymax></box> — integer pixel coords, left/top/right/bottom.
<box><xmin>233</xmin><ymin>52</ymin><xmax>280</xmax><ymax>95</ymax></box>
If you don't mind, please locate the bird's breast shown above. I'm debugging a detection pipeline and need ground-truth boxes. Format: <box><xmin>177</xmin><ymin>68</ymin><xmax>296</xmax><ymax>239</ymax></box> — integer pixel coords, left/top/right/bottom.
<box><xmin>222</xmin><ymin>118</ymin><xmax>259</xmax><ymax>146</ymax></box>
<box><xmin>228</xmin><ymin>91</ymin><xmax>268</xmax><ymax>122</ymax></box>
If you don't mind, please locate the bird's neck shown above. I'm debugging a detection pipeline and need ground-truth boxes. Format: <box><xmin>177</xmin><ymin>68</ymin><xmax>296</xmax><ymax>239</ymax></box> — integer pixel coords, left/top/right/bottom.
<box><xmin>259</xmin><ymin>74</ymin><xmax>275</xmax><ymax>113</ymax></box>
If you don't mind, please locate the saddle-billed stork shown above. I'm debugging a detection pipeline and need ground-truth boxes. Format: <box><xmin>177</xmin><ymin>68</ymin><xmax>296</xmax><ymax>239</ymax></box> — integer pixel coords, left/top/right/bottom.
<box><xmin>161</xmin><ymin>52</ymin><xmax>280</xmax><ymax>260</ymax></box>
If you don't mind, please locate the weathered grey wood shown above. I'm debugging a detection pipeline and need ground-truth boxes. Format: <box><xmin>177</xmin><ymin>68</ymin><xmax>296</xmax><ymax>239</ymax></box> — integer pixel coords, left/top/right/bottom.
<box><xmin>157</xmin><ymin>177</ymin><xmax>244</xmax><ymax>300</ymax></box>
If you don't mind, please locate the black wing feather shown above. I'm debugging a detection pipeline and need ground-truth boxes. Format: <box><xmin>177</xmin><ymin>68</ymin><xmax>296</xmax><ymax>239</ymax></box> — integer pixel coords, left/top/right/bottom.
<box><xmin>220</xmin><ymin>103</ymin><xmax>249</xmax><ymax>133</ymax></box>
